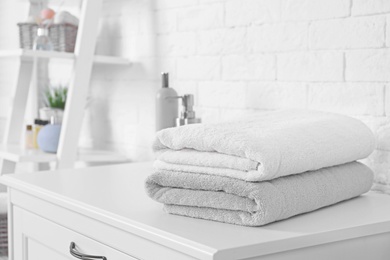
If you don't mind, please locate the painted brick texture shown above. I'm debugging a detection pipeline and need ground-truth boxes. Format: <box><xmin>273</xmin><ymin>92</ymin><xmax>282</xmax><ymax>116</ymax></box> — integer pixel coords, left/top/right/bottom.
<box><xmin>154</xmin><ymin>0</ymin><xmax>390</xmax><ymax>192</ymax></box>
<box><xmin>0</xmin><ymin>0</ymin><xmax>390</xmax><ymax>191</ymax></box>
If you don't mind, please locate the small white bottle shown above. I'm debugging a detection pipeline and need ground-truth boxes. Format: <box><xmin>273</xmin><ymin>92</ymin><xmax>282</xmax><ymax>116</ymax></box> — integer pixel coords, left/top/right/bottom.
<box><xmin>156</xmin><ymin>72</ymin><xmax>178</xmax><ymax>131</ymax></box>
<box><xmin>25</xmin><ymin>125</ymin><xmax>34</xmax><ymax>149</ymax></box>
<box><xmin>33</xmin><ymin>27</ymin><xmax>53</xmax><ymax>51</ymax></box>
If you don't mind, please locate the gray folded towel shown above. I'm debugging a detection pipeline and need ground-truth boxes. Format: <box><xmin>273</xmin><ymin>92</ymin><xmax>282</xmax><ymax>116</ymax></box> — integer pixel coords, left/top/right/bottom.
<box><xmin>146</xmin><ymin>162</ymin><xmax>373</xmax><ymax>226</ymax></box>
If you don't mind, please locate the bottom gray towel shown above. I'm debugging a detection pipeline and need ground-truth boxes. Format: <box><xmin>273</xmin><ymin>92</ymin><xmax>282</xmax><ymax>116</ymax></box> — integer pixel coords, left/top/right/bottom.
<box><xmin>145</xmin><ymin>162</ymin><xmax>373</xmax><ymax>226</ymax></box>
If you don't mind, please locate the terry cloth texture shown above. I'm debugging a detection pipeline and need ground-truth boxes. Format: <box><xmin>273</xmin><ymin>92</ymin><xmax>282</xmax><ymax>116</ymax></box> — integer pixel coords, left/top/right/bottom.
<box><xmin>146</xmin><ymin>162</ymin><xmax>374</xmax><ymax>226</ymax></box>
<box><xmin>153</xmin><ymin>110</ymin><xmax>375</xmax><ymax>181</ymax></box>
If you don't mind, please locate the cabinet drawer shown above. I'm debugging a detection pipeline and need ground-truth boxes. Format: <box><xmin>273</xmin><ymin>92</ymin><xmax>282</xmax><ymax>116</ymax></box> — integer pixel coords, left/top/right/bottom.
<box><xmin>13</xmin><ymin>207</ymin><xmax>137</xmax><ymax>260</ymax></box>
<box><xmin>10</xmin><ymin>189</ymin><xmax>199</xmax><ymax>260</ymax></box>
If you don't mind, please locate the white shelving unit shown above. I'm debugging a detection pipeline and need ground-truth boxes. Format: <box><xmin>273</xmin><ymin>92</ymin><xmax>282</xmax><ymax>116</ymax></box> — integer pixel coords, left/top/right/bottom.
<box><xmin>0</xmin><ymin>49</ymin><xmax>130</xmax><ymax>65</ymax></box>
<box><xmin>0</xmin><ymin>144</ymin><xmax>127</xmax><ymax>164</ymax></box>
<box><xmin>0</xmin><ymin>0</ymin><xmax>130</xmax><ymax>174</ymax></box>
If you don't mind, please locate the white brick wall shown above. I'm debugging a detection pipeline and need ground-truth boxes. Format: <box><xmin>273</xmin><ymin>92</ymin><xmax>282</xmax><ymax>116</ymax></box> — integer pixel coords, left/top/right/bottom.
<box><xmin>178</xmin><ymin>57</ymin><xmax>220</xmax><ymax>80</ymax></box>
<box><xmin>307</xmin><ymin>83</ymin><xmax>385</xmax><ymax>115</ymax></box>
<box><xmin>282</xmin><ymin>0</ymin><xmax>350</xmax><ymax>21</ymax></box>
<box><xmin>225</xmin><ymin>0</ymin><xmax>280</xmax><ymax>26</ymax></box>
<box><xmin>309</xmin><ymin>16</ymin><xmax>385</xmax><ymax>50</ymax></box>
<box><xmin>153</xmin><ymin>0</ymin><xmax>390</xmax><ymax>192</ymax></box>
<box><xmin>1</xmin><ymin>0</ymin><xmax>390</xmax><ymax>191</ymax></box>
<box><xmin>352</xmin><ymin>0</ymin><xmax>390</xmax><ymax>16</ymax></box>
<box><xmin>222</xmin><ymin>54</ymin><xmax>276</xmax><ymax>80</ymax></box>
<box><xmin>198</xmin><ymin>28</ymin><xmax>246</xmax><ymax>55</ymax></box>
<box><xmin>247</xmin><ymin>82</ymin><xmax>307</xmax><ymax>110</ymax></box>
<box><xmin>248</xmin><ymin>22</ymin><xmax>308</xmax><ymax>52</ymax></box>
<box><xmin>277</xmin><ymin>52</ymin><xmax>344</xmax><ymax>81</ymax></box>
<box><xmin>177</xmin><ymin>4</ymin><xmax>224</xmax><ymax>31</ymax></box>
<box><xmin>0</xmin><ymin>1</ymin><xmax>29</xmax><ymax>138</ymax></box>
<box><xmin>346</xmin><ymin>50</ymin><xmax>390</xmax><ymax>81</ymax></box>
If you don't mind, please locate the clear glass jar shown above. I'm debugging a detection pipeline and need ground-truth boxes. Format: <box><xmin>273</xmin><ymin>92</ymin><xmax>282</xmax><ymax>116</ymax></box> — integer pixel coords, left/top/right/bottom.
<box><xmin>33</xmin><ymin>27</ymin><xmax>53</xmax><ymax>51</ymax></box>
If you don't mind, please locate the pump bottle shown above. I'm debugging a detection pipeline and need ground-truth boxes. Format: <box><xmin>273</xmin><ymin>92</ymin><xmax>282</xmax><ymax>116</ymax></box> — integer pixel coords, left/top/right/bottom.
<box><xmin>156</xmin><ymin>72</ymin><xmax>178</xmax><ymax>131</ymax></box>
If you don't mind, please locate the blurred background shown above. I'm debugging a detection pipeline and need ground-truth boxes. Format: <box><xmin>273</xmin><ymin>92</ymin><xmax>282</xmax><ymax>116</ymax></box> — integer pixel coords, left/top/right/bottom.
<box><xmin>0</xmin><ymin>0</ymin><xmax>389</xmax><ymax>189</ymax></box>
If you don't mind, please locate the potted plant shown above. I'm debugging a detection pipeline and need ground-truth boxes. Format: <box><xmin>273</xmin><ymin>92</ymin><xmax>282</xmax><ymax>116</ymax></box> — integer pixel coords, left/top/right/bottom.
<box><xmin>39</xmin><ymin>85</ymin><xmax>68</xmax><ymax>123</ymax></box>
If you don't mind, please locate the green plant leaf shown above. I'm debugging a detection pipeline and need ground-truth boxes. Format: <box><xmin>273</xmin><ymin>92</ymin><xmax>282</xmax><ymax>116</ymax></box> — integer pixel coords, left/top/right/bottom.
<box><xmin>43</xmin><ymin>85</ymin><xmax>68</xmax><ymax>109</ymax></box>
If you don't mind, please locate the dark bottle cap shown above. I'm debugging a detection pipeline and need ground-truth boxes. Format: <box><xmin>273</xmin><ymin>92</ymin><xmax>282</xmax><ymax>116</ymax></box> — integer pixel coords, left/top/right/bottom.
<box><xmin>162</xmin><ymin>72</ymin><xmax>169</xmax><ymax>88</ymax></box>
<box><xmin>41</xmin><ymin>120</ymin><xmax>49</xmax><ymax>126</ymax></box>
<box><xmin>34</xmin><ymin>119</ymin><xmax>50</xmax><ymax>126</ymax></box>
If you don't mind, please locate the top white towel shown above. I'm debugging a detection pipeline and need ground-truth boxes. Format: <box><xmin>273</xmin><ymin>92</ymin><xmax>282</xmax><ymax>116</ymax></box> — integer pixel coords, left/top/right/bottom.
<box><xmin>153</xmin><ymin>110</ymin><xmax>376</xmax><ymax>181</ymax></box>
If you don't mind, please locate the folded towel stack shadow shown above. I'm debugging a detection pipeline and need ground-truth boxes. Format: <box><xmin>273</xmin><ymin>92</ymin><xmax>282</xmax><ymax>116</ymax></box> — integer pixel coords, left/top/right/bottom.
<box><xmin>145</xmin><ymin>110</ymin><xmax>376</xmax><ymax>226</ymax></box>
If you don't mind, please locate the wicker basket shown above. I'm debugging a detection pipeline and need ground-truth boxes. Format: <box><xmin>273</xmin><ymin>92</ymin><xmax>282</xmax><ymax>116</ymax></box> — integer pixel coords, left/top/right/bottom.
<box><xmin>17</xmin><ymin>23</ymin><xmax>78</xmax><ymax>53</ymax></box>
<box><xmin>0</xmin><ymin>214</ymin><xmax>7</xmax><ymax>257</ymax></box>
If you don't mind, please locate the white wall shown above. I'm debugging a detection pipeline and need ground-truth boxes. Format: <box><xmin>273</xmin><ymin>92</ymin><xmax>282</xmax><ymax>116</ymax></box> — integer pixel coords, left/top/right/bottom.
<box><xmin>0</xmin><ymin>0</ymin><xmax>29</xmax><ymax>137</ymax></box>
<box><xmin>77</xmin><ymin>0</ymin><xmax>158</xmax><ymax>161</ymax></box>
<box><xmin>151</xmin><ymin>0</ymin><xmax>390</xmax><ymax>193</ymax></box>
<box><xmin>0</xmin><ymin>0</ymin><xmax>390</xmax><ymax>191</ymax></box>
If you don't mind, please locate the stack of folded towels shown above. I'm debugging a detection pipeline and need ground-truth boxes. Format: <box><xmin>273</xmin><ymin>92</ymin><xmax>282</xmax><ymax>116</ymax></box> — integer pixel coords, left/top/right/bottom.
<box><xmin>145</xmin><ymin>110</ymin><xmax>376</xmax><ymax>226</ymax></box>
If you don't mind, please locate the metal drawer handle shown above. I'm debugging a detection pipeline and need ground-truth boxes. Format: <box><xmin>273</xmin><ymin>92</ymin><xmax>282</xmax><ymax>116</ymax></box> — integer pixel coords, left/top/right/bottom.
<box><xmin>70</xmin><ymin>242</ymin><xmax>107</xmax><ymax>260</ymax></box>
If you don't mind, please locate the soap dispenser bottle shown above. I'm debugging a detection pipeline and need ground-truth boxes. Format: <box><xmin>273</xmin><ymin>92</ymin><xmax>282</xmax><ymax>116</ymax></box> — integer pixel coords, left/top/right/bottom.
<box><xmin>156</xmin><ymin>72</ymin><xmax>179</xmax><ymax>131</ymax></box>
<box><xmin>176</xmin><ymin>94</ymin><xmax>201</xmax><ymax>126</ymax></box>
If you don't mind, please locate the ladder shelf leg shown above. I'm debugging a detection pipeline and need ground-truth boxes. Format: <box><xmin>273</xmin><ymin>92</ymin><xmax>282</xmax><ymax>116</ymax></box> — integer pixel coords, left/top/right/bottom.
<box><xmin>1</xmin><ymin>59</ymin><xmax>33</xmax><ymax>175</ymax></box>
<box><xmin>3</xmin><ymin>59</ymin><xmax>34</xmax><ymax>145</ymax></box>
<box><xmin>56</xmin><ymin>0</ymin><xmax>103</xmax><ymax>169</ymax></box>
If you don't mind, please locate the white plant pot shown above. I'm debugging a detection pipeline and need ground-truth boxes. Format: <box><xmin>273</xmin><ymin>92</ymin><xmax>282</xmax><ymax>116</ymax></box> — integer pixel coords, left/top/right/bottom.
<box><xmin>39</xmin><ymin>107</ymin><xmax>64</xmax><ymax>123</ymax></box>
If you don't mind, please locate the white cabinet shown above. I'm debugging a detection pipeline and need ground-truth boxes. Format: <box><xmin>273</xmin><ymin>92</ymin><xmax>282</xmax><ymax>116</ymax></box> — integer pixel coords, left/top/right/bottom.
<box><xmin>2</xmin><ymin>162</ymin><xmax>390</xmax><ymax>260</ymax></box>
<box><xmin>13</xmin><ymin>207</ymin><xmax>136</xmax><ymax>260</ymax></box>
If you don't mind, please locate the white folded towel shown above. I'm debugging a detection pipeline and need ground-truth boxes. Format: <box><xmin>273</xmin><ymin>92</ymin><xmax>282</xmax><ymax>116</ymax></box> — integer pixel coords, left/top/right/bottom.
<box><xmin>54</xmin><ymin>11</ymin><xmax>79</xmax><ymax>26</ymax></box>
<box><xmin>146</xmin><ymin>162</ymin><xmax>374</xmax><ymax>226</ymax></box>
<box><xmin>153</xmin><ymin>110</ymin><xmax>376</xmax><ymax>181</ymax></box>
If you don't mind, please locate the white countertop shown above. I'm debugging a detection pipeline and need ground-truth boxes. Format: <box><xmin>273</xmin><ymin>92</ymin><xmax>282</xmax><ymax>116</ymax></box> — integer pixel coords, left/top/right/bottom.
<box><xmin>1</xmin><ymin>162</ymin><xmax>390</xmax><ymax>260</ymax></box>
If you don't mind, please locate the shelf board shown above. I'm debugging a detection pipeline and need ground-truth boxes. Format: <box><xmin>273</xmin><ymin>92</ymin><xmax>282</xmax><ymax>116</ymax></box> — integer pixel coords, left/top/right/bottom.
<box><xmin>0</xmin><ymin>144</ymin><xmax>128</xmax><ymax>163</ymax></box>
<box><xmin>0</xmin><ymin>49</ymin><xmax>130</xmax><ymax>65</ymax></box>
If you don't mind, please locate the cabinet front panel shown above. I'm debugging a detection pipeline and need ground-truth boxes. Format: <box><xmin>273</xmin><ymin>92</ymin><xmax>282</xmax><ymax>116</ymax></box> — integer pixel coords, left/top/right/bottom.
<box><xmin>13</xmin><ymin>207</ymin><xmax>137</xmax><ymax>260</ymax></box>
<box><xmin>28</xmin><ymin>239</ymin><xmax>72</xmax><ymax>260</ymax></box>
<box><xmin>10</xmin><ymin>190</ymin><xmax>200</xmax><ymax>260</ymax></box>
<box><xmin>243</xmin><ymin>232</ymin><xmax>390</xmax><ymax>260</ymax></box>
